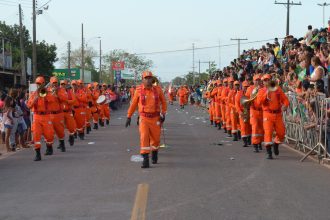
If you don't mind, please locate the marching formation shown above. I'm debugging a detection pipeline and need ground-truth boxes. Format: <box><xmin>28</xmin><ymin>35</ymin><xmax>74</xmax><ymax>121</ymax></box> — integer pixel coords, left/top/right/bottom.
<box><xmin>204</xmin><ymin>74</ymin><xmax>289</xmax><ymax>159</ymax></box>
<box><xmin>27</xmin><ymin>76</ymin><xmax>114</xmax><ymax>161</ymax></box>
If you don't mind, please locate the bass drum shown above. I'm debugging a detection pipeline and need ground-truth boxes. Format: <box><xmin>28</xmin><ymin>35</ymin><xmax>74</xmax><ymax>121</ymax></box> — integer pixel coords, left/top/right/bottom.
<box><xmin>96</xmin><ymin>95</ymin><xmax>106</xmax><ymax>104</ymax></box>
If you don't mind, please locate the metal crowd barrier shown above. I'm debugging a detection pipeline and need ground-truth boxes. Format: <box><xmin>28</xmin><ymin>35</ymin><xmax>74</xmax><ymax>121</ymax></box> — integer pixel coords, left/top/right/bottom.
<box><xmin>284</xmin><ymin>92</ymin><xmax>330</xmax><ymax>161</ymax></box>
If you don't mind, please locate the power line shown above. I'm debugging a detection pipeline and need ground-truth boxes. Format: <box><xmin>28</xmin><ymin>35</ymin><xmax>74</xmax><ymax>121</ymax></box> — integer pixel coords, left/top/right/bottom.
<box><xmin>135</xmin><ymin>38</ymin><xmax>277</xmax><ymax>56</ymax></box>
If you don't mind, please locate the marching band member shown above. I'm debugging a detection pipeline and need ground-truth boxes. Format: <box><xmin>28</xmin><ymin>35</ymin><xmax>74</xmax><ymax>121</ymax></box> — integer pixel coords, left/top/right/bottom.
<box><xmin>225</xmin><ymin>77</ymin><xmax>235</xmax><ymax>137</ymax></box>
<box><xmin>257</xmin><ymin>74</ymin><xmax>289</xmax><ymax>159</ymax></box>
<box><xmin>220</xmin><ymin>78</ymin><xmax>229</xmax><ymax>133</ymax></box>
<box><xmin>27</xmin><ymin>76</ymin><xmax>55</xmax><ymax>161</ymax></box>
<box><xmin>92</xmin><ymin>82</ymin><xmax>100</xmax><ymax>129</ymax></box>
<box><xmin>229</xmin><ymin>81</ymin><xmax>240</xmax><ymax>141</ymax></box>
<box><xmin>235</xmin><ymin>81</ymin><xmax>252</xmax><ymax>147</ymax></box>
<box><xmin>126</xmin><ymin>71</ymin><xmax>167</xmax><ymax>168</ymax></box>
<box><xmin>97</xmin><ymin>83</ymin><xmax>110</xmax><ymax>125</ymax></box>
<box><xmin>216</xmin><ymin>80</ymin><xmax>223</xmax><ymax>130</ymax></box>
<box><xmin>48</xmin><ymin>76</ymin><xmax>67</xmax><ymax>152</ymax></box>
<box><xmin>72</xmin><ymin>80</ymin><xmax>87</xmax><ymax>140</ymax></box>
<box><xmin>85</xmin><ymin>83</ymin><xmax>93</xmax><ymax>134</ymax></box>
<box><xmin>245</xmin><ymin>74</ymin><xmax>264</xmax><ymax>153</ymax></box>
<box><xmin>59</xmin><ymin>80</ymin><xmax>76</xmax><ymax>146</ymax></box>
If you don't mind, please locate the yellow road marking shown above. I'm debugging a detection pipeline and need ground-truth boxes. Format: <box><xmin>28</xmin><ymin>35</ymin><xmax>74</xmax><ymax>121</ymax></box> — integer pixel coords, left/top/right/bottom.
<box><xmin>131</xmin><ymin>183</ymin><xmax>149</xmax><ymax>220</ymax></box>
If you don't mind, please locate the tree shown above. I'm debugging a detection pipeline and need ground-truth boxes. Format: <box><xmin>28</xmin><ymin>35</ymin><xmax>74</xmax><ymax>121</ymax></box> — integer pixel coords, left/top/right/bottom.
<box><xmin>26</xmin><ymin>40</ymin><xmax>57</xmax><ymax>77</ymax></box>
<box><xmin>103</xmin><ymin>49</ymin><xmax>153</xmax><ymax>83</ymax></box>
<box><xmin>206</xmin><ymin>61</ymin><xmax>217</xmax><ymax>75</ymax></box>
<box><xmin>172</xmin><ymin>76</ymin><xmax>186</xmax><ymax>86</ymax></box>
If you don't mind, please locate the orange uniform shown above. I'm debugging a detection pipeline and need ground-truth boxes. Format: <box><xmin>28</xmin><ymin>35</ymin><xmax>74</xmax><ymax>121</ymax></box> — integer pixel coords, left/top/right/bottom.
<box><xmin>177</xmin><ymin>87</ymin><xmax>188</xmax><ymax>107</ymax></box>
<box><xmin>92</xmin><ymin>88</ymin><xmax>100</xmax><ymax>126</ymax></box>
<box><xmin>220</xmin><ymin>84</ymin><xmax>229</xmax><ymax>131</ymax></box>
<box><xmin>47</xmin><ymin>87</ymin><xmax>66</xmax><ymax>141</ymax></box>
<box><xmin>73</xmin><ymin>88</ymin><xmax>87</xmax><ymax>136</ymax></box>
<box><xmin>127</xmin><ymin>85</ymin><xmax>167</xmax><ymax>155</ymax></box>
<box><xmin>245</xmin><ymin>85</ymin><xmax>264</xmax><ymax>146</ymax></box>
<box><xmin>228</xmin><ymin>88</ymin><xmax>238</xmax><ymax>135</ymax></box>
<box><xmin>211</xmin><ymin>86</ymin><xmax>221</xmax><ymax>125</ymax></box>
<box><xmin>85</xmin><ymin>88</ymin><xmax>93</xmax><ymax>131</ymax></box>
<box><xmin>27</xmin><ymin>91</ymin><xmax>55</xmax><ymax>150</ymax></box>
<box><xmin>204</xmin><ymin>91</ymin><xmax>213</xmax><ymax>123</ymax></box>
<box><xmin>59</xmin><ymin>87</ymin><xmax>76</xmax><ymax>135</ymax></box>
<box><xmin>235</xmin><ymin>89</ymin><xmax>252</xmax><ymax>146</ymax></box>
<box><xmin>257</xmin><ymin>87</ymin><xmax>289</xmax><ymax>147</ymax></box>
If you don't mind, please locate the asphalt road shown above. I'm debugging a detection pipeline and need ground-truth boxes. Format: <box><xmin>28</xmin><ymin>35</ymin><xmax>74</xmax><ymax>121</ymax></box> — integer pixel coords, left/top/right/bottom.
<box><xmin>0</xmin><ymin>103</ymin><xmax>330</xmax><ymax>220</ymax></box>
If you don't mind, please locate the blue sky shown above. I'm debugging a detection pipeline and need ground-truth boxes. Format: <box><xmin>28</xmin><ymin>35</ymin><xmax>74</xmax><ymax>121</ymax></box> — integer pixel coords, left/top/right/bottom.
<box><xmin>0</xmin><ymin>0</ymin><xmax>327</xmax><ymax>81</ymax></box>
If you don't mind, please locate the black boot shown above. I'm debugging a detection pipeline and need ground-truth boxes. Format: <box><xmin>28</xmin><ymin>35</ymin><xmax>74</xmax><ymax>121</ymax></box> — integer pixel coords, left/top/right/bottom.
<box><xmin>106</xmin><ymin>119</ymin><xmax>110</xmax><ymax>125</ymax></box>
<box><xmin>34</xmin><ymin>149</ymin><xmax>41</xmax><ymax>161</ymax></box>
<box><xmin>78</xmin><ymin>132</ymin><xmax>84</xmax><ymax>140</ymax></box>
<box><xmin>93</xmin><ymin>123</ymin><xmax>98</xmax><ymax>130</ymax></box>
<box><xmin>210</xmin><ymin>120</ymin><xmax>213</xmax><ymax>125</ymax></box>
<box><xmin>242</xmin><ymin>137</ymin><xmax>248</xmax><ymax>147</ymax></box>
<box><xmin>86</xmin><ymin>126</ymin><xmax>90</xmax><ymax>134</ymax></box>
<box><xmin>59</xmin><ymin>140</ymin><xmax>66</xmax><ymax>152</ymax></box>
<box><xmin>227</xmin><ymin>130</ymin><xmax>232</xmax><ymax>137</ymax></box>
<box><xmin>100</xmin><ymin>120</ymin><xmax>104</xmax><ymax>127</ymax></box>
<box><xmin>258</xmin><ymin>144</ymin><xmax>263</xmax><ymax>151</ymax></box>
<box><xmin>151</xmin><ymin>151</ymin><xmax>158</xmax><ymax>164</ymax></box>
<box><xmin>218</xmin><ymin>122</ymin><xmax>222</xmax><ymax>130</ymax></box>
<box><xmin>141</xmin><ymin>154</ymin><xmax>150</xmax><ymax>168</ymax></box>
<box><xmin>74</xmin><ymin>132</ymin><xmax>78</xmax><ymax>139</ymax></box>
<box><xmin>266</xmin><ymin>147</ymin><xmax>273</xmax><ymax>159</ymax></box>
<box><xmin>247</xmin><ymin>136</ymin><xmax>251</xmax><ymax>145</ymax></box>
<box><xmin>233</xmin><ymin>133</ymin><xmax>238</xmax><ymax>141</ymax></box>
<box><xmin>69</xmin><ymin>135</ymin><xmax>74</xmax><ymax>146</ymax></box>
<box><xmin>214</xmin><ymin>122</ymin><xmax>218</xmax><ymax>128</ymax></box>
<box><xmin>45</xmin><ymin>144</ymin><xmax>53</xmax><ymax>156</ymax></box>
<box><xmin>224</xmin><ymin>127</ymin><xmax>227</xmax><ymax>133</ymax></box>
<box><xmin>237</xmin><ymin>131</ymin><xmax>241</xmax><ymax>140</ymax></box>
<box><xmin>273</xmin><ymin>143</ymin><xmax>279</xmax><ymax>156</ymax></box>
<box><xmin>253</xmin><ymin>144</ymin><xmax>259</xmax><ymax>153</ymax></box>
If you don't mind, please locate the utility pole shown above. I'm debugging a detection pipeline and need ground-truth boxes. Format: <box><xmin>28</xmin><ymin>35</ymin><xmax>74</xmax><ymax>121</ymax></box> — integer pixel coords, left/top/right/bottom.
<box><xmin>192</xmin><ymin>43</ymin><xmax>195</xmax><ymax>85</ymax></box>
<box><xmin>230</xmin><ymin>38</ymin><xmax>248</xmax><ymax>58</ymax></box>
<box><xmin>67</xmin><ymin>41</ymin><xmax>71</xmax><ymax>78</ymax></box>
<box><xmin>275</xmin><ymin>0</ymin><xmax>302</xmax><ymax>36</ymax></box>
<box><xmin>19</xmin><ymin>4</ymin><xmax>26</xmax><ymax>85</ymax></box>
<box><xmin>99</xmin><ymin>38</ymin><xmax>102</xmax><ymax>83</ymax></box>
<box><xmin>81</xmin><ymin>23</ymin><xmax>84</xmax><ymax>81</ymax></box>
<box><xmin>318</xmin><ymin>2</ymin><xmax>330</xmax><ymax>27</ymax></box>
<box><xmin>198</xmin><ymin>60</ymin><xmax>201</xmax><ymax>84</ymax></box>
<box><xmin>2</xmin><ymin>38</ymin><xmax>4</xmax><ymax>72</ymax></box>
<box><xmin>32</xmin><ymin>0</ymin><xmax>37</xmax><ymax>80</ymax></box>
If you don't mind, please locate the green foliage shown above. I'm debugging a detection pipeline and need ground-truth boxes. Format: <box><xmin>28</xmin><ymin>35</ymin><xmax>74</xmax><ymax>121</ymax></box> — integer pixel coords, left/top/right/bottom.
<box><xmin>0</xmin><ymin>21</ymin><xmax>57</xmax><ymax>77</ymax></box>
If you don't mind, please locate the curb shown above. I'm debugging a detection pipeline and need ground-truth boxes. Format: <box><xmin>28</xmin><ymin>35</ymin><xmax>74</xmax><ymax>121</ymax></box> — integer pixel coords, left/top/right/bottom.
<box><xmin>281</xmin><ymin>143</ymin><xmax>330</xmax><ymax>170</ymax></box>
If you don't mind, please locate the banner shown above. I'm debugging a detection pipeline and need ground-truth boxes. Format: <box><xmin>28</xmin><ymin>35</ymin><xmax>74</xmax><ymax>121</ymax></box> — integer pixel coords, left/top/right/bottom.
<box><xmin>26</xmin><ymin>58</ymin><xmax>32</xmax><ymax>76</ymax></box>
<box><xmin>112</xmin><ymin>61</ymin><xmax>125</xmax><ymax>71</ymax></box>
<box><xmin>121</xmin><ymin>68</ymin><xmax>135</xmax><ymax>80</ymax></box>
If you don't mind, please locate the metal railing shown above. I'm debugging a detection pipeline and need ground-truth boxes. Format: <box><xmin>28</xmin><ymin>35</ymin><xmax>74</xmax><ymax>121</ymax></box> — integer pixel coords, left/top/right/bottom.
<box><xmin>283</xmin><ymin>92</ymin><xmax>330</xmax><ymax>161</ymax></box>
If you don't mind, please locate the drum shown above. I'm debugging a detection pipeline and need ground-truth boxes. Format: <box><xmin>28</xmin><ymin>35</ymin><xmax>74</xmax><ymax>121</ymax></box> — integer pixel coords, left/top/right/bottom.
<box><xmin>96</xmin><ymin>95</ymin><xmax>106</xmax><ymax>104</ymax></box>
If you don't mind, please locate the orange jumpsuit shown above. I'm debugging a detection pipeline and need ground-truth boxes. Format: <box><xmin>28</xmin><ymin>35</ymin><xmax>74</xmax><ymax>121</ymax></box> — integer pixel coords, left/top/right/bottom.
<box><xmin>245</xmin><ymin>85</ymin><xmax>264</xmax><ymax>145</ymax></box>
<box><xmin>228</xmin><ymin>89</ymin><xmax>238</xmax><ymax>134</ymax></box>
<box><xmin>85</xmin><ymin>88</ymin><xmax>93</xmax><ymax>129</ymax></box>
<box><xmin>211</xmin><ymin>87</ymin><xmax>221</xmax><ymax>124</ymax></box>
<box><xmin>235</xmin><ymin>90</ymin><xmax>252</xmax><ymax>138</ymax></box>
<box><xmin>92</xmin><ymin>89</ymin><xmax>100</xmax><ymax>124</ymax></box>
<box><xmin>47</xmin><ymin>87</ymin><xmax>66</xmax><ymax>141</ymax></box>
<box><xmin>204</xmin><ymin>91</ymin><xmax>213</xmax><ymax>122</ymax></box>
<box><xmin>27</xmin><ymin>91</ymin><xmax>55</xmax><ymax>150</ymax></box>
<box><xmin>60</xmin><ymin>88</ymin><xmax>76</xmax><ymax>135</ymax></box>
<box><xmin>256</xmin><ymin>87</ymin><xmax>289</xmax><ymax>146</ymax></box>
<box><xmin>73</xmin><ymin>88</ymin><xmax>87</xmax><ymax>134</ymax></box>
<box><xmin>216</xmin><ymin>86</ymin><xmax>223</xmax><ymax>125</ymax></box>
<box><xmin>101</xmin><ymin>89</ymin><xmax>111</xmax><ymax>122</ymax></box>
<box><xmin>127</xmin><ymin>85</ymin><xmax>167</xmax><ymax>154</ymax></box>
<box><xmin>220</xmin><ymin>86</ymin><xmax>229</xmax><ymax>129</ymax></box>
<box><xmin>226</xmin><ymin>89</ymin><xmax>235</xmax><ymax>132</ymax></box>
<box><xmin>177</xmin><ymin>88</ymin><xmax>187</xmax><ymax>106</ymax></box>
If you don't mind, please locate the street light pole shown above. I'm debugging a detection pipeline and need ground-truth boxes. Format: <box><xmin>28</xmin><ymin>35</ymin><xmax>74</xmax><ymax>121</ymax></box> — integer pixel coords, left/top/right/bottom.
<box><xmin>99</xmin><ymin>38</ymin><xmax>102</xmax><ymax>83</ymax></box>
<box><xmin>318</xmin><ymin>2</ymin><xmax>330</xmax><ymax>27</ymax></box>
<box><xmin>81</xmin><ymin>23</ymin><xmax>84</xmax><ymax>81</ymax></box>
<box><xmin>32</xmin><ymin>0</ymin><xmax>37</xmax><ymax>80</ymax></box>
